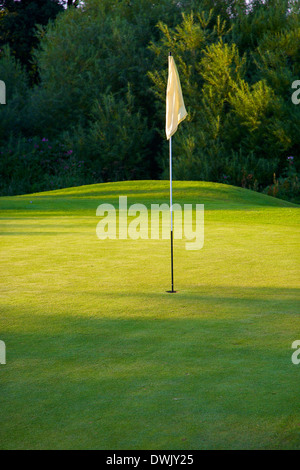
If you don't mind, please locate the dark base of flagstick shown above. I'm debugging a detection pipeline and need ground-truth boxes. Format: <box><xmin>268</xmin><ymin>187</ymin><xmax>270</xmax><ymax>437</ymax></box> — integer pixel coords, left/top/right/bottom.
<box><xmin>166</xmin><ymin>229</ymin><xmax>176</xmax><ymax>293</ymax></box>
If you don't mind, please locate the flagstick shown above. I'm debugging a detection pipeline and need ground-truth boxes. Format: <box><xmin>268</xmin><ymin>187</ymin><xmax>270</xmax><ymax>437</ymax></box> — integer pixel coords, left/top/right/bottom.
<box><xmin>167</xmin><ymin>51</ymin><xmax>176</xmax><ymax>293</ymax></box>
<box><xmin>169</xmin><ymin>135</ymin><xmax>175</xmax><ymax>293</ymax></box>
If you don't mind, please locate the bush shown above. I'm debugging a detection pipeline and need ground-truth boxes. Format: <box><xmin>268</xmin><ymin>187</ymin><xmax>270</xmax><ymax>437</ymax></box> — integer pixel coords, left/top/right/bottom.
<box><xmin>263</xmin><ymin>156</ymin><xmax>300</xmax><ymax>203</ymax></box>
<box><xmin>0</xmin><ymin>45</ymin><xmax>29</xmax><ymax>144</ymax></box>
<box><xmin>221</xmin><ymin>149</ymin><xmax>279</xmax><ymax>190</ymax></box>
<box><xmin>0</xmin><ymin>135</ymin><xmax>91</xmax><ymax>196</ymax></box>
<box><xmin>62</xmin><ymin>87</ymin><xmax>153</xmax><ymax>182</ymax></box>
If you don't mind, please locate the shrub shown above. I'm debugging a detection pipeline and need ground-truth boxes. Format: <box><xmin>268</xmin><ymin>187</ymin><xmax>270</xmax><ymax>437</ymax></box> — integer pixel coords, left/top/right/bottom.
<box><xmin>62</xmin><ymin>87</ymin><xmax>153</xmax><ymax>182</ymax></box>
<box><xmin>263</xmin><ymin>156</ymin><xmax>300</xmax><ymax>203</ymax></box>
<box><xmin>0</xmin><ymin>46</ymin><xmax>29</xmax><ymax>144</ymax></box>
<box><xmin>0</xmin><ymin>135</ymin><xmax>90</xmax><ymax>196</ymax></box>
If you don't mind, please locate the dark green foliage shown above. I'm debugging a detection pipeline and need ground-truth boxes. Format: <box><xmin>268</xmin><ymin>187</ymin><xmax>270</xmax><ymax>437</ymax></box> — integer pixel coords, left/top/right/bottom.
<box><xmin>0</xmin><ymin>0</ymin><xmax>64</xmax><ymax>83</ymax></box>
<box><xmin>0</xmin><ymin>46</ymin><xmax>29</xmax><ymax>143</ymax></box>
<box><xmin>0</xmin><ymin>0</ymin><xmax>299</xmax><ymax>199</ymax></box>
<box><xmin>149</xmin><ymin>0</ymin><xmax>300</xmax><ymax>192</ymax></box>
<box><xmin>263</xmin><ymin>156</ymin><xmax>300</xmax><ymax>204</ymax></box>
<box><xmin>62</xmin><ymin>86</ymin><xmax>153</xmax><ymax>182</ymax></box>
<box><xmin>0</xmin><ymin>135</ymin><xmax>89</xmax><ymax>195</ymax></box>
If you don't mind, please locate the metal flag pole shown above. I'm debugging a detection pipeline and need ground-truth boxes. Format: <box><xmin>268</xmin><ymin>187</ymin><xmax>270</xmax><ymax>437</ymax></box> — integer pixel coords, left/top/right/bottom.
<box><xmin>169</xmin><ymin>135</ymin><xmax>175</xmax><ymax>293</ymax></box>
<box><xmin>168</xmin><ymin>52</ymin><xmax>176</xmax><ymax>293</ymax></box>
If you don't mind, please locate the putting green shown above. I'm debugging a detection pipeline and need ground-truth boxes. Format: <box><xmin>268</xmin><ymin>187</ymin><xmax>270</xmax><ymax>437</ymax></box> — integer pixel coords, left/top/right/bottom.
<box><xmin>0</xmin><ymin>181</ymin><xmax>299</xmax><ymax>449</ymax></box>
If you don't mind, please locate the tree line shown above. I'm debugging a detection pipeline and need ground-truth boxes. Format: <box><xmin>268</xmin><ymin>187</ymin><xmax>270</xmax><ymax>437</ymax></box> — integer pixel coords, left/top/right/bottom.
<box><xmin>0</xmin><ymin>0</ymin><xmax>299</xmax><ymax>202</ymax></box>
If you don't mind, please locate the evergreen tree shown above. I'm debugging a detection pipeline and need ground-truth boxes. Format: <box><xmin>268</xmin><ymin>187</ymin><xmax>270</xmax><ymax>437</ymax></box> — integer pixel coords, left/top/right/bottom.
<box><xmin>0</xmin><ymin>0</ymin><xmax>64</xmax><ymax>83</ymax></box>
<box><xmin>0</xmin><ymin>45</ymin><xmax>29</xmax><ymax>143</ymax></box>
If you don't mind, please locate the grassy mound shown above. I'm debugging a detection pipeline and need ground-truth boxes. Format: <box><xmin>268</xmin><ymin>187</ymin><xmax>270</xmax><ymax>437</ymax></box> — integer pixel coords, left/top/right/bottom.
<box><xmin>0</xmin><ymin>181</ymin><xmax>299</xmax><ymax>449</ymax></box>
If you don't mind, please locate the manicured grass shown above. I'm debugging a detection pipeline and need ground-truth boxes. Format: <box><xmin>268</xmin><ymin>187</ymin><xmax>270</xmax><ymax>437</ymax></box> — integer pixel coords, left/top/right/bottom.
<box><xmin>0</xmin><ymin>180</ymin><xmax>299</xmax><ymax>449</ymax></box>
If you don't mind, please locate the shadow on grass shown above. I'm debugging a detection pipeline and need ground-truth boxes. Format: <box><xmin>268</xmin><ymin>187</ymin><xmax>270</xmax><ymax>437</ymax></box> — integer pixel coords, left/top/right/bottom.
<box><xmin>1</xmin><ymin>285</ymin><xmax>299</xmax><ymax>449</ymax></box>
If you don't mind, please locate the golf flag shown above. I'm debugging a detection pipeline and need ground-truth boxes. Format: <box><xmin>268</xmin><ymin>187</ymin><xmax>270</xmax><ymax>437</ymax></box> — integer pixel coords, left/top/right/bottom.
<box><xmin>166</xmin><ymin>53</ymin><xmax>187</xmax><ymax>293</ymax></box>
<box><xmin>166</xmin><ymin>55</ymin><xmax>187</xmax><ymax>140</ymax></box>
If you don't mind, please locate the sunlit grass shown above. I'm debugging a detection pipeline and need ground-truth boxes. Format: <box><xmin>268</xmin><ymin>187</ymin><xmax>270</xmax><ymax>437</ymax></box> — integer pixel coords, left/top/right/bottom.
<box><xmin>0</xmin><ymin>181</ymin><xmax>299</xmax><ymax>449</ymax></box>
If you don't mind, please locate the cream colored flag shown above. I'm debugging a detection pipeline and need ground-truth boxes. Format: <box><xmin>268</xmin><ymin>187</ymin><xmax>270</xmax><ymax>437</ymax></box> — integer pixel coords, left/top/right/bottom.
<box><xmin>166</xmin><ymin>55</ymin><xmax>187</xmax><ymax>140</ymax></box>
